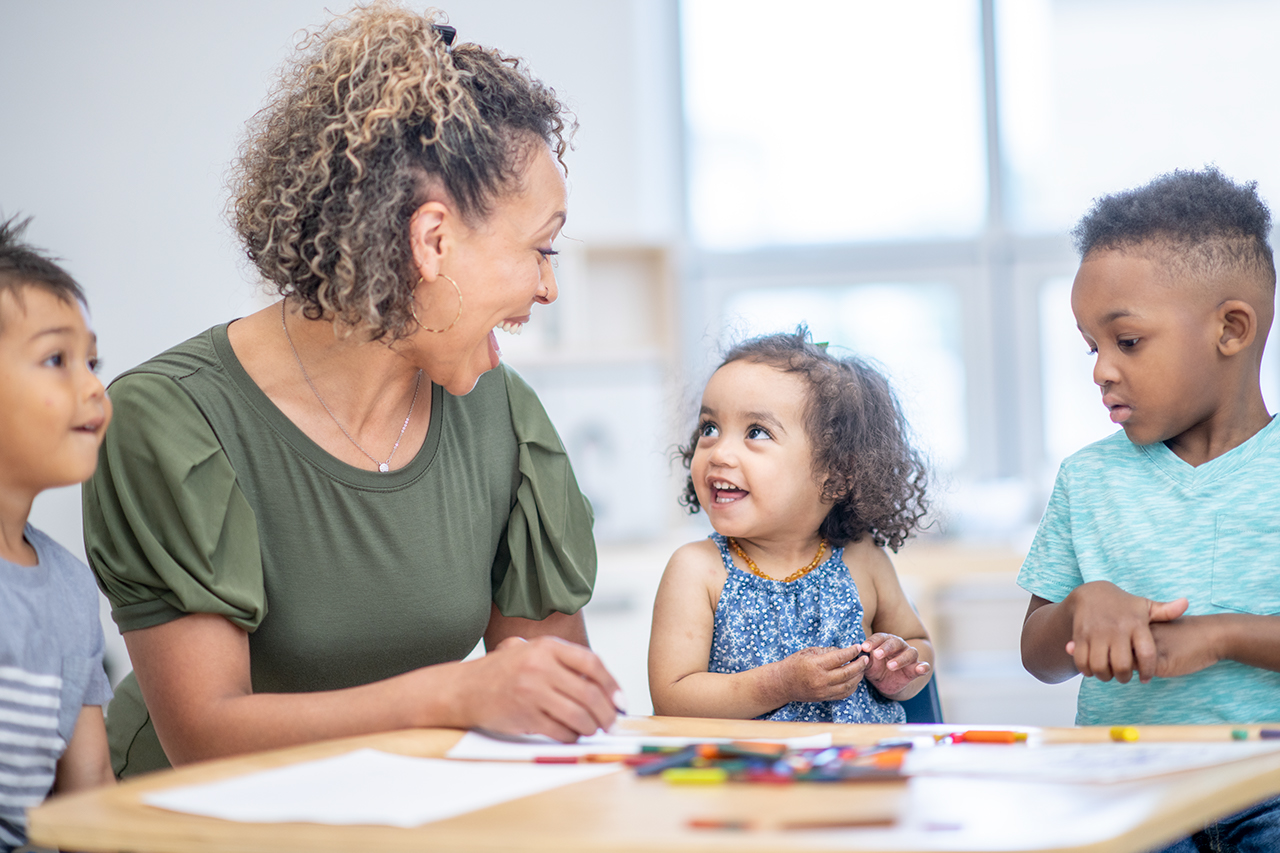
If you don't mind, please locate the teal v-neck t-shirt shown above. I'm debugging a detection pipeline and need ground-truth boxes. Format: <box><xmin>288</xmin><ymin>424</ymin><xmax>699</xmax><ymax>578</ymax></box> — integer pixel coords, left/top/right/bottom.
<box><xmin>1019</xmin><ymin>417</ymin><xmax>1280</xmax><ymax>725</ymax></box>
<box><xmin>84</xmin><ymin>324</ymin><xmax>595</xmax><ymax>776</ymax></box>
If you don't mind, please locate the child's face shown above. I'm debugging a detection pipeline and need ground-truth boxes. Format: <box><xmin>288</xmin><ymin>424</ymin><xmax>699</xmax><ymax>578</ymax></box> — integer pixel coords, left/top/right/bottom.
<box><xmin>1071</xmin><ymin>249</ymin><xmax>1223</xmax><ymax>447</ymax></box>
<box><xmin>0</xmin><ymin>287</ymin><xmax>111</xmax><ymax>497</ymax></box>
<box><xmin>691</xmin><ymin>360</ymin><xmax>831</xmax><ymax>543</ymax></box>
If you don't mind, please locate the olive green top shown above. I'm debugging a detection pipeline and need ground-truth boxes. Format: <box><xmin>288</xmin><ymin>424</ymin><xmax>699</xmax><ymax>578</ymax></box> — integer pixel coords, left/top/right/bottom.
<box><xmin>84</xmin><ymin>324</ymin><xmax>595</xmax><ymax>777</ymax></box>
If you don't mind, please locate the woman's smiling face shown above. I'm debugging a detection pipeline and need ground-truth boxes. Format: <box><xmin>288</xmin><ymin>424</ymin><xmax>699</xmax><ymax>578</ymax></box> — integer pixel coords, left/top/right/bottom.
<box><xmin>410</xmin><ymin>143</ymin><xmax>566</xmax><ymax>395</ymax></box>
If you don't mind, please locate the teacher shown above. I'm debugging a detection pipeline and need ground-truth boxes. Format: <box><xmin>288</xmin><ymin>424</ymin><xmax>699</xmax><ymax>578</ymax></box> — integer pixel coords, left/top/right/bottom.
<box><xmin>84</xmin><ymin>5</ymin><xmax>621</xmax><ymax>778</ymax></box>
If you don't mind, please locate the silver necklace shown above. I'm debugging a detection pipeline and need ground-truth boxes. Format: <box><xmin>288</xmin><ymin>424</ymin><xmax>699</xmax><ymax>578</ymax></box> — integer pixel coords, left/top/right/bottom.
<box><xmin>281</xmin><ymin>301</ymin><xmax>422</xmax><ymax>473</ymax></box>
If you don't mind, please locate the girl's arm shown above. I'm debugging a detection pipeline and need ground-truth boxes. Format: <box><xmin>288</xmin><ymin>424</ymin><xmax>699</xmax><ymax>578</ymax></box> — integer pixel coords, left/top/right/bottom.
<box><xmin>857</xmin><ymin>539</ymin><xmax>934</xmax><ymax>701</ymax></box>
<box><xmin>125</xmin><ymin>608</ymin><xmax>621</xmax><ymax>766</ymax></box>
<box><xmin>52</xmin><ymin>706</ymin><xmax>114</xmax><ymax>793</ymax></box>
<box><xmin>648</xmin><ymin>542</ymin><xmax>869</xmax><ymax>719</ymax></box>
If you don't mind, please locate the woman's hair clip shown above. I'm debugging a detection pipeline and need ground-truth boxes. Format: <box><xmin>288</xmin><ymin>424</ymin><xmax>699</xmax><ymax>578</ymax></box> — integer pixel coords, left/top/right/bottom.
<box><xmin>433</xmin><ymin>24</ymin><xmax>457</xmax><ymax>49</ymax></box>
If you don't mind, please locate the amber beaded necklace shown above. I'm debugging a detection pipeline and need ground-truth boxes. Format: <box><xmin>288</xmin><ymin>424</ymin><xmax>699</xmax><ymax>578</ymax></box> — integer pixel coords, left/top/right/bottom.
<box><xmin>727</xmin><ymin>537</ymin><xmax>827</xmax><ymax>583</ymax></box>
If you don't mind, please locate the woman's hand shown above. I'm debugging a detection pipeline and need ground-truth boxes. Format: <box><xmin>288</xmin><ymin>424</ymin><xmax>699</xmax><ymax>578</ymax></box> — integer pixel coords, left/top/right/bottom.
<box><xmin>861</xmin><ymin>633</ymin><xmax>931</xmax><ymax>699</ymax></box>
<box><xmin>450</xmin><ymin>636</ymin><xmax>620</xmax><ymax>742</ymax></box>
<box><xmin>773</xmin><ymin>646</ymin><xmax>870</xmax><ymax>704</ymax></box>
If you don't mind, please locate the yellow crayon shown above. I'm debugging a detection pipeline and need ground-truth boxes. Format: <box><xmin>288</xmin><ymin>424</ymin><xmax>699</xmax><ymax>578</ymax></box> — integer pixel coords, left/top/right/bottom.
<box><xmin>662</xmin><ymin>767</ymin><xmax>728</xmax><ymax>785</ymax></box>
<box><xmin>1110</xmin><ymin>726</ymin><xmax>1140</xmax><ymax>742</ymax></box>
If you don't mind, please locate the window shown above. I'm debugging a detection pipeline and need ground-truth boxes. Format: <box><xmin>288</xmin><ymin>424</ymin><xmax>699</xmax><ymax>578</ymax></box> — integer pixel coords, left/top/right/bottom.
<box><xmin>722</xmin><ymin>283</ymin><xmax>967</xmax><ymax>471</ymax></box>
<box><xmin>683</xmin><ymin>0</ymin><xmax>986</xmax><ymax>248</ymax></box>
<box><xmin>683</xmin><ymin>0</ymin><xmax>1280</xmax><ymax>530</ymax></box>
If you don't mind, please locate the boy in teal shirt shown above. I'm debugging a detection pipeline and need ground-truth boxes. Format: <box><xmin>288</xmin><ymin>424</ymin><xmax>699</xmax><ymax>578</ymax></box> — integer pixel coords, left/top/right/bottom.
<box><xmin>1019</xmin><ymin>168</ymin><xmax>1279</xmax><ymax>852</ymax></box>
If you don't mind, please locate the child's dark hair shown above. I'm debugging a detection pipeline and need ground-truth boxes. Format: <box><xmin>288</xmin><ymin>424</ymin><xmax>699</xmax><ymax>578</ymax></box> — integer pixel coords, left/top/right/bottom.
<box><xmin>678</xmin><ymin>327</ymin><xmax>929</xmax><ymax>551</ymax></box>
<box><xmin>1072</xmin><ymin>166</ymin><xmax>1276</xmax><ymax>292</ymax></box>
<box><xmin>0</xmin><ymin>215</ymin><xmax>87</xmax><ymax>328</ymax></box>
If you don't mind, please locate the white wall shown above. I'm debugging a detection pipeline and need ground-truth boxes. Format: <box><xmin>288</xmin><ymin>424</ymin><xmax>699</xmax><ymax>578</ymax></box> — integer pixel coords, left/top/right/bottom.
<box><xmin>1</xmin><ymin>0</ymin><xmax>682</xmax><ymax>550</ymax></box>
<box><xmin>1</xmin><ymin>1</ymin><xmax>683</xmax><ymax>681</ymax></box>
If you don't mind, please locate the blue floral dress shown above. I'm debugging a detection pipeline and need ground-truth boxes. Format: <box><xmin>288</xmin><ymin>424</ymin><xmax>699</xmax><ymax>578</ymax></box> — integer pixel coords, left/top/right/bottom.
<box><xmin>707</xmin><ymin>533</ymin><xmax>905</xmax><ymax>724</ymax></box>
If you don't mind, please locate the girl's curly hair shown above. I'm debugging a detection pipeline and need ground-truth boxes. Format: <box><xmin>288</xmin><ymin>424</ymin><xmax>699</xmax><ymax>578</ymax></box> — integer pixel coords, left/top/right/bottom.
<box><xmin>678</xmin><ymin>327</ymin><xmax>929</xmax><ymax>551</ymax></box>
<box><xmin>230</xmin><ymin>3</ymin><xmax>572</xmax><ymax>340</ymax></box>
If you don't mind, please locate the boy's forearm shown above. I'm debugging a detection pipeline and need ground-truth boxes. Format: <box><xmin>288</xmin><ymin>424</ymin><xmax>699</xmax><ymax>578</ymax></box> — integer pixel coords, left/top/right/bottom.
<box><xmin>1214</xmin><ymin>614</ymin><xmax>1280</xmax><ymax>671</ymax></box>
<box><xmin>53</xmin><ymin>707</ymin><xmax>114</xmax><ymax>794</ymax></box>
<box><xmin>1021</xmin><ymin>597</ymin><xmax>1081</xmax><ymax>683</ymax></box>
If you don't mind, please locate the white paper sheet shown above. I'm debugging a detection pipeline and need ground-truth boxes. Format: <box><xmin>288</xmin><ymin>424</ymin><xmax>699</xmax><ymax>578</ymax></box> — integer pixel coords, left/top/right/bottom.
<box><xmin>446</xmin><ymin>729</ymin><xmax>833</xmax><ymax>761</ymax></box>
<box><xmin>902</xmin><ymin>741</ymin><xmax>1280</xmax><ymax>784</ymax></box>
<box><xmin>142</xmin><ymin>748</ymin><xmax>618</xmax><ymax>827</ymax></box>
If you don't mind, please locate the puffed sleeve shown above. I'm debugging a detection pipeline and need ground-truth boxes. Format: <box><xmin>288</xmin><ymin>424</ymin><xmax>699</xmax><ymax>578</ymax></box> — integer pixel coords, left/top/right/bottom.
<box><xmin>491</xmin><ymin>366</ymin><xmax>596</xmax><ymax>619</ymax></box>
<box><xmin>83</xmin><ymin>372</ymin><xmax>266</xmax><ymax>634</ymax></box>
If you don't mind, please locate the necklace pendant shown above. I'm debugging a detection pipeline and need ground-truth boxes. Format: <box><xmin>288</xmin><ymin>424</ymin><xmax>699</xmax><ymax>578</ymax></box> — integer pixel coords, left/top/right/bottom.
<box><xmin>379</xmin><ymin>462</ymin><xmax>390</xmax><ymax>473</ymax></box>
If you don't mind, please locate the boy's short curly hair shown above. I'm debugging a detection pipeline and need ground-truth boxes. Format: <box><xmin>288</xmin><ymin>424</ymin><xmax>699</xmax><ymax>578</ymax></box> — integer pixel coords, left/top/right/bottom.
<box><xmin>678</xmin><ymin>327</ymin><xmax>929</xmax><ymax>551</ymax></box>
<box><xmin>1072</xmin><ymin>166</ymin><xmax>1276</xmax><ymax>292</ymax></box>
<box><xmin>0</xmin><ymin>215</ymin><xmax>87</xmax><ymax>331</ymax></box>
<box><xmin>230</xmin><ymin>2</ymin><xmax>573</xmax><ymax>341</ymax></box>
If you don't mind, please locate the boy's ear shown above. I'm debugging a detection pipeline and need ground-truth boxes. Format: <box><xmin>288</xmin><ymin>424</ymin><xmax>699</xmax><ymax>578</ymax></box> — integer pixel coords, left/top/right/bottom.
<box><xmin>408</xmin><ymin>202</ymin><xmax>449</xmax><ymax>280</ymax></box>
<box><xmin>1216</xmin><ymin>299</ymin><xmax>1258</xmax><ymax>357</ymax></box>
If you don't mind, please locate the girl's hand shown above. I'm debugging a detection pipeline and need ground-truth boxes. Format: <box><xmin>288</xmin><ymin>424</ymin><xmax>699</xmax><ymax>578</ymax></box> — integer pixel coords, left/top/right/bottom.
<box><xmin>775</xmin><ymin>646</ymin><xmax>870</xmax><ymax>703</ymax></box>
<box><xmin>862</xmin><ymin>633</ymin><xmax>932</xmax><ymax>699</ymax></box>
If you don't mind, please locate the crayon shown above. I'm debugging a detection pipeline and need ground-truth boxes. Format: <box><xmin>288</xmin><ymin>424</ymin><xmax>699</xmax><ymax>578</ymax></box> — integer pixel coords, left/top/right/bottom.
<box><xmin>723</xmin><ymin>741</ymin><xmax>788</xmax><ymax>759</ymax></box>
<box><xmin>1260</xmin><ymin>729</ymin><xmax>1280</xmax><ymax>740</ymax></box>
<box><xmin>688</xmin><ymin>817</ymin><xmax>752</xmax><ymax>830</ymax></box>
<box><xmin>624</xmin><ymin>754</ymin><xmax>659</xmax><ymax>767</ymax></box>
<box><xmin>780</xmin><ymin>816</ymin><xmax>896</xmax><ymax>830</ymax></box>
<box><xmin>951</xmin><ymin>731</ymin><xmax>1027</xmax><ymax>744</ymax></box>
<box><xmin>662</xmin><ymin>767</ymin><xmax>728</xmax><ymax>784</ymax></box>
<box><xmin>534</xmin><ymin>755</ymin><xmax>579</xmax><ymax>764</ymax></box>
<box><xmin>1110</xmin><ymin>726</ymin><xmax>1140</xmax><ymax>742</ymax></box>
<box><xmin>1232</xmin><ymin>729</ymin><xmax>1250</xmax><ymax>741</ymax></box>
<box><xmin>583</xmin><ymin>753</ymin><xmax>630</xmax><ymax>763</ymax></box>
<box><xmin>634</xmin><ymin>745</ymin><xmax>700</xmax><ymax>777</ymax></box>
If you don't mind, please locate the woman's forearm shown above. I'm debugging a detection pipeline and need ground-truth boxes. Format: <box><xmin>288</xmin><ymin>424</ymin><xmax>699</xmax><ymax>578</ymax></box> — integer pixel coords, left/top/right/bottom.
<box><xmin>151</xmin><ymin>662</ymin><xmax>472</xmax><ymax>764</ymax></box>
<box><xmin>126</xmin><ymin>612</ymin><xmax>619</xmax><ymax>766</ymax></box>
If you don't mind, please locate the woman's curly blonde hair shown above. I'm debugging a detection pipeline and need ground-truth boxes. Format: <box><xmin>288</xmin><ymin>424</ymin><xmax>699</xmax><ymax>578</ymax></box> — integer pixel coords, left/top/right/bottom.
<box><xmin>231</xmin><ymin>3</ymin><xmax>572</xmax><ymax>340</ymax></box>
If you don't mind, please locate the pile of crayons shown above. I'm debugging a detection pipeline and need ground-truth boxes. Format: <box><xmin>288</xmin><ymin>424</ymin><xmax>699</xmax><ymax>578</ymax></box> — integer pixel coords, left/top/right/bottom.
<box><xmin>627</xmin><ymin>741</ymin><xmax>909</xmax><ymax>785</ymax></box>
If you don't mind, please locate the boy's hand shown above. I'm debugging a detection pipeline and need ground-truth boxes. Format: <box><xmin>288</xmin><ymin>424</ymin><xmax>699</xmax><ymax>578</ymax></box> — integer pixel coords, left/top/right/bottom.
<box><xmin>862</xmin><ymin>633</ymin><xmax>932</xmax><ymax>698</ymax></box>
<box><xmin>1149</xmin><ymin>616</ymin><xmax>1224</xmax><ymax>679</ymax></box>
<box><xmin>1064</xmin><ymin>581</ymin><xmax>1188</xmax><ymax>683</ymax></box>
<box><xmin>776</xmin><ymin>646</ymin><xmax>870</xmax><ymax>703</ymax></box>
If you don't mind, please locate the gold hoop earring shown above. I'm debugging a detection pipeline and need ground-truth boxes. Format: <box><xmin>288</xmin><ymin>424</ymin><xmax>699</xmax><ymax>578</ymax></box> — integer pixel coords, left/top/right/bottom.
<box><xmin>413</xmin><ymin>273</ymin><xmax>462</xmax><ymax>333</ymax></box>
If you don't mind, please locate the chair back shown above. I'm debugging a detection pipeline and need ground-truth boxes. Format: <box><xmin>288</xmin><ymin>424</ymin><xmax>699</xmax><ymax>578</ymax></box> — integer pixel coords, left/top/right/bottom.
<box><xmin>900</xmin><ymin>674</ymin><xmax>943</xmax><ymax>724</ymax></box>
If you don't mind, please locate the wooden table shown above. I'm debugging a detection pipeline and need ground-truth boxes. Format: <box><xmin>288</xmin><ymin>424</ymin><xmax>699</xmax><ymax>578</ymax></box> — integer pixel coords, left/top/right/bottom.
<box><xmin>28</xmin><ymin>718</ymin><xmax>1280</xmax><ymax>853</ymax></box>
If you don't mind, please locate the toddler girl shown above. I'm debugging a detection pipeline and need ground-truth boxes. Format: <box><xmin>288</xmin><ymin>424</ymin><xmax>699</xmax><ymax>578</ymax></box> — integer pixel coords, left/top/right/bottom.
<box><xmin>648</xmin><ymin>328</ymin><xmax>933</xmax><ymax>723</ymax></box>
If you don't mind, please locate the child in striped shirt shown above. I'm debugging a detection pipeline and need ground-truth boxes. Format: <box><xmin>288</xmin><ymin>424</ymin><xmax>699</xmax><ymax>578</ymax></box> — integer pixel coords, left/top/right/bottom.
<box><xmin>0</xmin><ymin>216</ymin><xmax>114</xmax><ymax>851</ymax></box>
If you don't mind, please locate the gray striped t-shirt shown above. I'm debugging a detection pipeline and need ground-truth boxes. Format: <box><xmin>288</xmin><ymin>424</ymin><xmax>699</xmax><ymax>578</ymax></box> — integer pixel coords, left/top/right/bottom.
<box><xmin>1</xmin><ymin>525</ymin><xmax>112</xmax><ymax>852</ymax></box>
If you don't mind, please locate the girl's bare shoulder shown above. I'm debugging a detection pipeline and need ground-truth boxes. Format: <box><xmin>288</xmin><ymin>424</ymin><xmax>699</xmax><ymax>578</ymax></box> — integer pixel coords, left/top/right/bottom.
<box><xmin>840</xmin><ymin>534</ymin><xmax>897</xmax><ymax>576</ymax></box>
<box><xmin>665</xmin><ymin>538</ymin><xmax>729</xmax><ymax>579</ymax></box>
<box><xmin>656</xmin><ymin>538</ymin><xmax>731</xmax><ymax>611</ymax></box>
